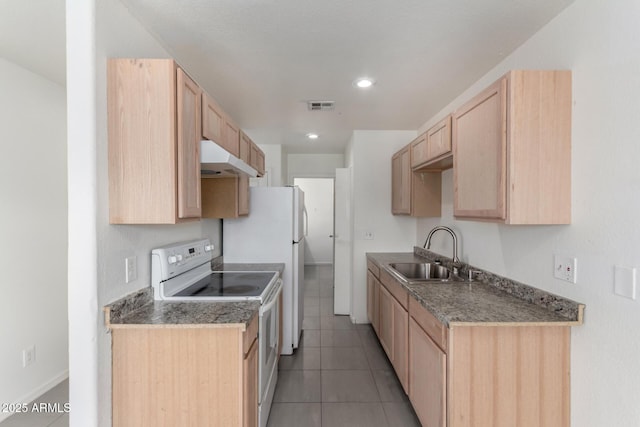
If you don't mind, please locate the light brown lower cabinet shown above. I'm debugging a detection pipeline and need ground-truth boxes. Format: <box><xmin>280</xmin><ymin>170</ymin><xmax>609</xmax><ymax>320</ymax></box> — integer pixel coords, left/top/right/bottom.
<box><xmin>367</xmin><ymin>258</ymin><xmax>572</xmax><ymax>427</ymax></box>
<box><xmin>111</xmin><ymin>316</ymin><xmax>259</xmax><ymax>427</ymax></box>
<box><xmin>409</xmin><ymin>317</ymin><xmax>446</xmax><ymax>427</ymax></box>
<box><xmin>409</xmin><ymin>297</ymin><xmax>571</xmax><ymax>427</ymax></box>
<box><xmin>366</xmin><ymin>270</ymin><xmax>380</xmax><ymax>334</ymax></box>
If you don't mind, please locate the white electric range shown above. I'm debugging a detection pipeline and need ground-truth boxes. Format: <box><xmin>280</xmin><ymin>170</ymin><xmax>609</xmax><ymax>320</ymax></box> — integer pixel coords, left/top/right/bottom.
<box><xmin>151</xmin><ymin>239</ymin><xmax>281</xmax><ymax>427</ymax></box>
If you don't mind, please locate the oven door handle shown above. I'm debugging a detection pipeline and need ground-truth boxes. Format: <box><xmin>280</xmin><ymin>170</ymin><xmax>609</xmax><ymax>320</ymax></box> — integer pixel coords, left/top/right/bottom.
<box><xmin>260</xmin><ymin>279</ymin><xmax>283</xmax><ymax>316</ymax></box>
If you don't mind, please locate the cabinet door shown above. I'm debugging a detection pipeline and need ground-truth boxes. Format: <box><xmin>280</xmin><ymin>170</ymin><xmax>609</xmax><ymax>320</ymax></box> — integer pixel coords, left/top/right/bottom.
<box><xmin>391</xmin><ymin>146</ymin><xmax>411</xmax><ymax>214</ymax></box>
<box><xmin>410</xmin><ymin>133</ymin><xmax>428</xmax><ymax>168</ymax></box>
<box><xmin>202</xmin><ymin>93</ymin><xmax>225</xmax><ymax>144</ymax></box>
<box><xmin>409</xmin><ymin>317</ymin><xmax>446</xmax><ymax>427</ymax></box>
<box><xmin>243</xmin><ymin>339</ymin><xmax>258</xmax><ymax>427</ymax></box>
<box><xmin>379</xmin><ymin>285</ymin><xmax>394</xmax><ymax>359</ymax></box>
<box><xmin>238</xmin><ymin>175</ymin><xmax>250</xmax><ymax>216</ymax></box>
<box><xmin>392</xmin><ymin>298</ymin><xmax>409</xmax><ymax>393</ymax></box>
<box><xmin>176</xmin><ymin>68</ymin><xmax>202</xmax><ymax>219</ymax></box>
<box><xmin>427</xmin><ymin>115</ymin><xmax>452</xmax><ymax>160</ymax></box>
<box><xmin>453</xmin><ymin>78</ymin><xmax>507</xmax><ymax>220</ymax></box>
<box><xmin>250</xmin><ymin>143</ymin><xmax>266</xmax><ymax>176</ymax></box>
<box><xmin>240</xmin><ymin>132</ymin><xmax>252</xmax><ymax>163</ymax></box>
<box><xmin>367</xmin><ymin>271</ymin><xmax>380</xmax><ymax>332</ymax></box>
<box><xmin>224</xmin><ymin>117</ymin><xmax>240</xmax><ymax>157</ymax></box>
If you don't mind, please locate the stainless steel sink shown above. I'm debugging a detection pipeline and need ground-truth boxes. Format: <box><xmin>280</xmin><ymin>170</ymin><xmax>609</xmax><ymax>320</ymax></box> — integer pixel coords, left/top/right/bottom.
<box><xmin>389</xmin><ymin>263</ymin><xmax>459</xmax><ymax>282</ymax></box>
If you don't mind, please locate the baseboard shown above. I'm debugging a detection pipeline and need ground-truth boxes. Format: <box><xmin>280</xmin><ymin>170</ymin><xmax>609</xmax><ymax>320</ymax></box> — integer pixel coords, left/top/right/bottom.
<box><xmin>0</xmin><ymin>370</ymin><xmax>69</xmax><ymax>422</ymax></box>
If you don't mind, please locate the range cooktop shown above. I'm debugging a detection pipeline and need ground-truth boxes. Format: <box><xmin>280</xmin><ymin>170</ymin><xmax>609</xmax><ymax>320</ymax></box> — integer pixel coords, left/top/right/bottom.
<box><xmin>175</xmin><ymin>272</ymin><xmax>277</xmax><ymax>298</ymax></box>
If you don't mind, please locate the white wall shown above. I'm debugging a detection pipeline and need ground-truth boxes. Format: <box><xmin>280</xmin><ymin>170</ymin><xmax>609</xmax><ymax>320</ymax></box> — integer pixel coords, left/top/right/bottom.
<box><xmin>287</xmin><ymin>153</ymin><xmax>344</xmax><ymax>183</ymax></box>
<box><xmin>67</xmin><ymin>1</ymin><xmax>223</xmax><ymax>425</ymax></box>
<box><xmin>415</xmin><ymin>0</ymin><xmax>640</xmax><ymax>425</ymax></box>
<box><xmin>349</xmin><ymin>130</ymin><xmax>417</xmax><ymax>323</ymax></box>
<box><xmin>0</xmin><ymin>58</ymin><xmax>68</xmax><ymax>421</ymax></box>
<box><xmin>294</xmin><ymin>178</ymin><xmax>334</xmax><ymax>264</ymax></box>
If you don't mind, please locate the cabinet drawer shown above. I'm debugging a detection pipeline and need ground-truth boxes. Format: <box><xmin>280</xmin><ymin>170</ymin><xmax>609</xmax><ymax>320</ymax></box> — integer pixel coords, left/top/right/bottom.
<box><xmin>409</xmin><ymin>298</ymin><xmax>447</xmax><ymax>352</ymax></box>
<box><xmin>380</xmin><ymin>268</ymin><xmax>409</xmax><ymax>310</ymax></box>
<box><xmin>366</xmin><ymin>259</ymin><xmax>380</xmax><ymax>277</ymax></box>
<box><xmin>243</xmin><ymin>314</ymin><xmax>259</xmax><ymax>355</ymax></box>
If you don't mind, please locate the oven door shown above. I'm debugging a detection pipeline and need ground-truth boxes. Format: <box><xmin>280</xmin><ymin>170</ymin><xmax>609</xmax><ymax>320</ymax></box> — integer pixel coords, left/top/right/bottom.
<box><xmin>258</xmin><ymin>278</ymin><xmax>282</xmax><ymax>427</ymax></box>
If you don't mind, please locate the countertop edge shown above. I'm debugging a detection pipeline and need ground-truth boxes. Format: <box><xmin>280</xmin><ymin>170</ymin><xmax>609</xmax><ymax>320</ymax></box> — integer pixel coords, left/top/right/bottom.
<box><xmin>367</xmin><ymin>252</ymin><xmax>585</xmax><ymax>327</ymax></box>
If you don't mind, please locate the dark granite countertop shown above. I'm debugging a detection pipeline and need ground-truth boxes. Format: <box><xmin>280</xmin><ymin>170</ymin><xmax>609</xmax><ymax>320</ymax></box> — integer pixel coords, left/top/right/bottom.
<box><xmin>105</xmin><ymin>262</ymin><xmax>284</xmax><ymax>328</ymax></box>
<box><xmin>367</xmin><ymin>251</ymin><xmax>584</xmax><ymax>327</ymax></box>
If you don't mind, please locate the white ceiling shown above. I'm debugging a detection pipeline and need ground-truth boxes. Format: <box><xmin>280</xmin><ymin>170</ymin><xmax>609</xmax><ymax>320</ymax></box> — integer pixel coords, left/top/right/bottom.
<box><xmin>1</xmin><ymin>0</ymin><xmax>575</xmax><ymax>154</ymax></box>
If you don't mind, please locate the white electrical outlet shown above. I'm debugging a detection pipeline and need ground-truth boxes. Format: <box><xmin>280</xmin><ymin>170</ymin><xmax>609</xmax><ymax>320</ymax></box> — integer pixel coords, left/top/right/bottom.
<box><xmin>125</xmin><ymin>256</ymin><xmax>137</xmax><ymax>283</ymax></box>
<box><xmin>554</xmin><ymin>255</ymin><xmax>577</xmax><ymax>283</ymax></box>
<box><xmin>22</xmin><ymin>345</ymin><xmax>35</xmax><ymax>368</ymax></box>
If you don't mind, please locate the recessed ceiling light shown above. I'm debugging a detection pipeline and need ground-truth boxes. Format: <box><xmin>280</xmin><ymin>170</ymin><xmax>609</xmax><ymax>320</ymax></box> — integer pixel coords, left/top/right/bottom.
<box><xmin>354</xmin><ymin>77</ymin><xmax>375</xmax><ymax>88</ymax></box>
<box><xmin>306</xmin><ymin>133</ymin><xmax>319</xmax><ymax>140</ymax></box>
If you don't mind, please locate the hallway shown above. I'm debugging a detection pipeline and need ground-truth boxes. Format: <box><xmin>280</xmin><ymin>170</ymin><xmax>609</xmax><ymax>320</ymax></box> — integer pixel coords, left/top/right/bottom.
<box><xmin>268</xmin><ymin>265</ymin><xmax>420</xmax><ymax>427</ymax></box>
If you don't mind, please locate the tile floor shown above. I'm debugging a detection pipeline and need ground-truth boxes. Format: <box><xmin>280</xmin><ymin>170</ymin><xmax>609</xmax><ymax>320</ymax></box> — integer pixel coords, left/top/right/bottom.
<box><xmin>267</xmin><ymin>265</ymin><xmax>421</xmax><ymax>427</ymax></box>
<box><xmin>1</xmin><ymin>265</ymin><xmax>420</xmax><ymax>427</ymax></box>
<box><xmin>0</xmin><ymin>380</ymin><xmax>69</xmax><ymax>427</ymax></box>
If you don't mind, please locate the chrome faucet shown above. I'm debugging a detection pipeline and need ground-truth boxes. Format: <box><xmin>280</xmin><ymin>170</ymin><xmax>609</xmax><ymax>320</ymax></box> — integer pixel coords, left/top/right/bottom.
<box><xmin>423</xmin><ymin>226</ymin><xmax>460</xmax><ymax>264</ymax></box>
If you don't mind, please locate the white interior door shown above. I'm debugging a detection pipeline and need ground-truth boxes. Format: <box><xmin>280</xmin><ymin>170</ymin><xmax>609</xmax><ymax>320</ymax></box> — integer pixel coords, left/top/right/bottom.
<box><xmin>333</xmin><ymin>168</ymin><xmax>352</xmax><ymax>315</ymax></box>
<box><xmin>293</xmin><ymin>178</ymin><xmax>334</xmax><ymax>264</ymax></box>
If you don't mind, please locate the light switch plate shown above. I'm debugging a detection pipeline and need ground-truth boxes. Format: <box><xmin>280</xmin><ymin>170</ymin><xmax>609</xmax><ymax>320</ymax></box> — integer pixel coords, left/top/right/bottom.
<box><xmin>614</xmin><ymin>265</ymin><xmax>636</xmax><ymax>300</ymax></box>
<box><xmin>125</xmin><ymin>256</ymin><xmax>137</xmax><ymax>283</ymax></box>
<box><xmin>554</xmin><ymin>255</ymin><xmax>577</xmax><ymax>283</ymax></box>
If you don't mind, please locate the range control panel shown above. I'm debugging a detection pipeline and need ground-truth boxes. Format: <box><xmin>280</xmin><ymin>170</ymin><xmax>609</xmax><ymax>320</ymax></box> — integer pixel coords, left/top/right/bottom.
<box><xmin>151</xmin><ymin>239</ymin><xmax>214</xmax><ymax>283</ymax></box>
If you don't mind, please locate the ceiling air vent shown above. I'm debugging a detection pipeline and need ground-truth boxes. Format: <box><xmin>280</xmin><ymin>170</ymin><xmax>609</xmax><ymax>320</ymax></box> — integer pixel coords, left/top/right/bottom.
<box><xmin>307</xmin><ymin>101</ymin><xmax>335</xmax><ymax>111</ymax></box>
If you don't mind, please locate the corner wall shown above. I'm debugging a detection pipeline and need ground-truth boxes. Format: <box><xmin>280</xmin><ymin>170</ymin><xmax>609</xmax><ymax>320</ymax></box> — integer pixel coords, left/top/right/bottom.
<box><xmin>349</xmin><ymin>130</ymin><xmax>417</xmax><ymax>322</ymax></box>
<box><xmin>67</xmin><ymin>1</ymin><xmax>223</xmax><ymax>425</ymax></box>
<box><xmin>0</xmin><ymin>58</ymin><xmax>68</xmax><ymax>422</ymax></box>
<box><xmin>415</xmin><ymin>0</ymin><xmax>640</xmax><ymax>425</ymax></box>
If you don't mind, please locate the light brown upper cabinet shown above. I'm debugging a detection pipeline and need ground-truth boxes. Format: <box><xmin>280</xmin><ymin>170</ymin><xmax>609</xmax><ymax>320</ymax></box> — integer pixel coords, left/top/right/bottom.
<box><xmin>239</xmin><ymin>131</ymin><xmax>252</xmax><ymax>164</ymax></box>
<box><xmin>411</xmin><ymin>115</ymin><xmax>453</xmax><ymax>171</ymax></box>
<box><xmin>201</xmin><ymin>174</ymin><xmax>250</xmax><ymax>219</ymax></box>
<box><xmin>453</xmin><ymin>70</ymin><xmax>572</xmax><ymax>224</ymax></box>
<box><xmin>108</xmin><ymin>59</ymin><xmax>202</xmax><ymax>224</ymax></box>
<box><xmin>202</xmin><ymin>92</ymin><xmax>240</xmax><ymax>157</ymax></box>
<box><xmin>392</xmin><ymin>144</ymin><xmax>442</xmax><ymax>217</ymax></box>
<box><xmin>250</xmin><ymin>141</ymin><xmax>266</xmax><ymax>177</ymax></box>
<box><xmin>240</xmin><ymin>131</ymin><xmax>265</xmax><ymax>177</ymax></box>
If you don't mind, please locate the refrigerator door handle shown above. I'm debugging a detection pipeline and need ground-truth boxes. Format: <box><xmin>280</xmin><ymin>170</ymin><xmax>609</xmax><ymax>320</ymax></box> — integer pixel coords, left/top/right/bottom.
<box><xmin>303</xmin><ymin>206</ymin><xmax>309</xmax><ymax>237</ymax></box>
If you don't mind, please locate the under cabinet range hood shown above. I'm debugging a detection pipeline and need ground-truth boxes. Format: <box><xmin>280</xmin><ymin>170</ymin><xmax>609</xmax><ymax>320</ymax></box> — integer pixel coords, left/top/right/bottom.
<box><xmin>200</xmin><ymin>140</ymin><xmax>257</xmax><ymax>178</ymax></box>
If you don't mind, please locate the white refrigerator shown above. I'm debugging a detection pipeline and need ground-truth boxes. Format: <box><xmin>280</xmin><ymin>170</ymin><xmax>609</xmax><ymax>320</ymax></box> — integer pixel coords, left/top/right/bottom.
<box><xmin>223</xmin><ymin>186</ymin><xmax>305</xmax><ymax>355</ymax></box>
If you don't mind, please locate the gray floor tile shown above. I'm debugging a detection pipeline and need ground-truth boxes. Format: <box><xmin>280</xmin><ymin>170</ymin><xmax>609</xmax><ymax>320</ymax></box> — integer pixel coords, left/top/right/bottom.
<box><xmin>320</xmin><ymin>330</ymin><xmax>362</xmax><ymax>347</ymax></box>
<box><xmin>279</xmin><ymin>347</ymin><xmax>321</xmax><ymax>370</ymax></box>
<box><xmin>47</xmin><ymin>413</ymin><xmax>69</xmax><ymax>427</ymax></box>
<box><xmin>321</xmin><ymin>347</ymin><xmax>368</xmax><ymax>370</ymax></box>
<box><xmin>382</xmin><ymin>401</ymin><xmax>421</xmax><ymax>427</ymax></box>
<box><xmin>319</xmin><ymin>297</ymin><xmax>335</xmax><ymax>315</ymax></box>
<box><xmin>303</xmin><ymin>316</ymin><xmax>321</xmax><ymax>330</ymax></box>
<box><xmin>300</xmin><ymin>329</ymin><xmax>321</xmax><ymax>347</ymax></box>
<box><xmin>355</xmin><ymin>322</ymin><xmax>373</xmax><ymax>330</ymax></box>
<box><xmin>319</xmin><ymin>286</ymin><xmax>334</xmax><ymax>297</ymax></box>
<box><xmin>0</xmin><ymin>380</ymin><xmax>69</xmax><ymax>427</ymax></box>
<box><xmin>267</xmin><ymin>403</ymin><xmax>321</xmax><ymax>427</ymax></box>
<box><xmin>304</xmin><ymin>296</ymin><xmax>320</xmax><ymax>307</ymax></box>
<box><xmin>358</xmin><ymin>327</ymin><xmax>381</xmax><ymax>348</ymax></box>
<box><xmin>363</xmin><ymin>343</ymin><xmax>393</xmax><ymax>371</ymax></box>
<box><xmin>322</xmin><ymin>402</ymin><xmax>389</xmax><ymax>427</ymax></box>
<box><xmin>305</xmin><ymin>304</ymin><xmax>320</xmax><ymax>317</ymax></box>
<box><xmin>320</xmin><ymin>315</ymin><xmax>355</xmax><ymax>330</ymax></box>
<box><xmin>273</xmin><ymin>370</ymin><xmax>322</xmax><ymax>403</ymax></box>
<box><xmin>321</xmin><ymin>370</ymin><xmax>380</xmax><ymax>402</ymax></box>
<box><xmin>305</xmin><ymin>286</ymin><xmax>320</xmax><ymax>297</ymax></box>
<box><xmin>372</xmin><ymin>370</ymin><xmax>408</xmax><ymax>402</ymax></box>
